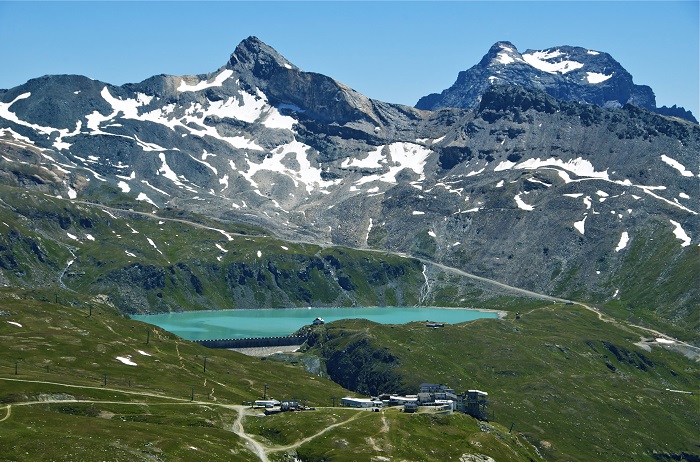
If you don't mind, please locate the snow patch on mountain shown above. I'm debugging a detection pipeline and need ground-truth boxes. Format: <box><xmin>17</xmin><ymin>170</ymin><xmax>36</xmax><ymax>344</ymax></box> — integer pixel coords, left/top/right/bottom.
<box><xmin>515</xmin><ymin>157</ymin><xmax>610</xmax><ymax>181</ymax></box>
<box><xmin>239</xmin><ymin>139</ymin><xmax>341</xmax><ymax>193</ymax></box>
<box><xmin>342</xmin><ymin>146</ymin><xmax>386</xmax><ymax>169</ymax></box>
<box><xmin>514</xmin><ymin>193</ymin><xmax>534</xmax><ymax>211</ymax></box>
<box><xmin>177</xmin><ymin>69</ymin><xmax>234</xmax><ymax>92</ymax></box>
<box><xmin>136</xmin><ymin>193</ymin><xmax>157</xmax><ymax>207</ymax></box>
<box><xmin>669</xmin><ymin>220</ymin><xmax>691</xmax><ymax>247</ymax></box>
<box><xmin>660</xmin><ymin>155</ymin><xmax>694</xmax><ymax>177</ymax></box>
<box><xmin>615</xmin><ymin>231</ymin><xmax>630</xmax><ymax>252</ymax></box>
<box><xmin>522</xmin><ymin>50</ymin><xmax>584</xmax><ymax>74</ymax></box>
<box><xmin>586</xmin><ymin>72</ymin><xmax>613</xmax><ymax>84</ymax></box>
<box><xmin>0</xmin><ymin>92</ymin><xmax>83</xmax><ymax>150</ymax></box>
<box><xmin>353</xmin><ymin>143</ymin><xmax>432</xmax><ymax>186</ymax></box>
<box><xmin>574</xmin><ymin>215</ymin><xmax>587</xmax><ymax>235</ymax></box>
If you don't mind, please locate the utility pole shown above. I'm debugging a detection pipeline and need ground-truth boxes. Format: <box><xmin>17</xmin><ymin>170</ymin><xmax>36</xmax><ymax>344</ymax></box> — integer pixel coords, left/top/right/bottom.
<box><xmin>14</xmin><ymin>361</ymin><xmax>18</xmax><ymax>375</ymax></box>
<box><xmin>331</xmin><ymin>397</ymin><xmax>336</xmax><ymax>407</ymax></box>
<box><xmin>203</xmin><ymin>356</ymin><xmax>207</xmax><ymax>373</ymax></box>
<box><xmin>263</xmin><ymin>383</ymin><xmax>268</xmax><ymax>400</ymax></box>
<box><xmin>146</xmin><ymin>329</ymin><xmax>150</xmax><ymax>344</ymax></box>
<box><xmin>103</xmin><ymin>372</ymin><xmax>107</xmax><ymax>386</ymax></box>
<box><xmin>191</xmin><ymin>387</ymin><xmax>194</xmax><ymax>401</ymax></box>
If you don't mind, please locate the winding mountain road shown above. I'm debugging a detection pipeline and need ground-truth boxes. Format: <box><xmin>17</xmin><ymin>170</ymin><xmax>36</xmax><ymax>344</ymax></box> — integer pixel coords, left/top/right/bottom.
<box><xmin>0</xmin><ymin>377</ymin><xmax>373</xmax><ymax>462</ymax></box>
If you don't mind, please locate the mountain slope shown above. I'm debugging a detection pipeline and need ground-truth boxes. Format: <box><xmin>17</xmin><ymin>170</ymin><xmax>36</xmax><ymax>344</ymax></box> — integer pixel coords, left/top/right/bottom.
<box><xmin>0</xmin><ymin>36</ymin><xmax>698</xmax><ymax>342</ymax></box>
<box><xmin>300</xmin><ymin>310</ymin><xmax>700</xmax><ymax>462</ymax></box>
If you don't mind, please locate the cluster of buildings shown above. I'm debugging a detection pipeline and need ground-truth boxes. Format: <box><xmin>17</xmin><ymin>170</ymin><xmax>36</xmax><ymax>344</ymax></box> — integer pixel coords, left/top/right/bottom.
<box><xmin>341</xmin><ymin>383</ymin><xmax>489</xmax><ymax>420</ymax></box>
<box><xmin>253</xmin><ymin>399</ymin><xmax>315</xmax><ymax>415</ymax></box>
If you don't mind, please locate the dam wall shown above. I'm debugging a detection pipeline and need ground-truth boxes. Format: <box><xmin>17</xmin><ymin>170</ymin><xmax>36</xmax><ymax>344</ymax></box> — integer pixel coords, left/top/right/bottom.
<box><xmin>194</xmin><ymin>336</ymin><xmax>307</xmax><ymax>349</ymax></box>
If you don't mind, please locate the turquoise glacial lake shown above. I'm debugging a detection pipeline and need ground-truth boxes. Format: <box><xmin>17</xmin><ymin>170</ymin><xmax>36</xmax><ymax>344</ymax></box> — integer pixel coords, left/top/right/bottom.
<box><xmin>131</xmin><ymin>307</ymin><xmax>499</xmax><ymax>341</ymax></box>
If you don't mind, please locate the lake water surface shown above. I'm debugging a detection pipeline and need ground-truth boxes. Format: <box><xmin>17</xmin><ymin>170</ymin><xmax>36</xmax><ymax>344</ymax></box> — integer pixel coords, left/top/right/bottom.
<box><xmin>131</xmin><ymin>307</ymin><xmax>499</xmax><ymax>341</ymax></box>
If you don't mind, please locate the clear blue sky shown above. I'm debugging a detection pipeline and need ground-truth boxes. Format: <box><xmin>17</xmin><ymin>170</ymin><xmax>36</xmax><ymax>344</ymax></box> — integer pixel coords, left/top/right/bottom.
<box><xmin>1</xmin><ymin>1</ymin><xmax>697</xmax><ymax>117</ymax></box>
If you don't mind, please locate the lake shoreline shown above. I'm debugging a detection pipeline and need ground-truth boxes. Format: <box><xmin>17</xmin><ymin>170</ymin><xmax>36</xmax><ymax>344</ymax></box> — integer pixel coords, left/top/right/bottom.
<box><xmin>132</xmin><ymin>306</ymin><xmax>505</xmax><ymax>341</ymax></box>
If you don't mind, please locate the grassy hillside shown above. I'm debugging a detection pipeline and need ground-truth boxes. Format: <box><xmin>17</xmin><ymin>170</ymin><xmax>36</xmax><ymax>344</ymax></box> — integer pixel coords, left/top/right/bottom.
<box><xmin>0</xmin><ymin>290</ymin><xmax>545</xmax><ymax>461</ymax></box>
<box><xmin>301</xmin><ymin>307</ymin><xmax>700</xmax><ymax>461</ymax></box>
<box><xmin>0</xmin><ymin>185</ymin><xmax>541</xmax><ymax>316</ymax></box>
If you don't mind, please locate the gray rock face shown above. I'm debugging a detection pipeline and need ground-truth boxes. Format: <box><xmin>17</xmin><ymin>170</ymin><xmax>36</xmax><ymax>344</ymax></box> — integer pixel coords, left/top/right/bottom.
<box><xmin>416</xmin><ymin>42</ymin><xmax>696</xmax><ymax>123</ymax></box>
<box><xmin>0</xmin><ymin>36</ymin><xmax>697</xmax><ymax>320</ymax></box>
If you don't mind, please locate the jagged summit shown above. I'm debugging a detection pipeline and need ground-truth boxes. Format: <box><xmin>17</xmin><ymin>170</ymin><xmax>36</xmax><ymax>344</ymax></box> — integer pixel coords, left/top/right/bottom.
<box><xmin>227</xmin><ymin>36</ymin><xmax>298</xmax><ymax>76</ymax></box>
<box><xmin>416</xmin><ymin>41</ymin><xmax>696</xmax><ymax>123</ymax></box>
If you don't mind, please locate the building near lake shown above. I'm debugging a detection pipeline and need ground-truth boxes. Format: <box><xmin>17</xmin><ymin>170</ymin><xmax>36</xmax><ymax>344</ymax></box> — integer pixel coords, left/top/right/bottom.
<box><xmin>462</xmin><ymin>389</ymin><xmax>489</xmax><ymax>420</ymax></box>
<box><xmin>341</xmin><ymin>397</ymin><xmax>382</xmax><ymax>408</ymax></box>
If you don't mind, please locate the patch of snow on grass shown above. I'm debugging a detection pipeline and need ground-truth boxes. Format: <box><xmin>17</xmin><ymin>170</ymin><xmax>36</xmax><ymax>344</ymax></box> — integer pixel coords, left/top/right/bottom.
<box><xmin>257</xmin><ymin>250</ymin><xmax>262</xmax><ymax>258</ymax></box>
<box><xmin>615</xmin><ymin>231</ymin><xmax>629</xmax><ymax>252</ymax></box>
<box><xmin>679</xmin><ymin>192</ymin><xmax>690</xmax><ymax>199</ymax></box>
<box><xmin>137</xmin><ymin>350</ymin><xmax>152</xmax><ymax>356</ymax></box>
<box><xmin>412</xmin><ymin>211</ymin><xmax>425</xmax><ymax>215</ymax></box>
<box><xmin>86</xmin><ymin>234</ymin><xmax>95</xmax><ymax>241</ymax></box>
<box><xmin>660</xmin><ymin>155</ymin><xmax>694</xmax><ymax>177</ymax></box>
<box><xmin>147</xmin><ymin>237</ymin><xmax>163</xmax><ymax>255</ymax></box>
<box><xmin>136</xmin><ymin>193</ymin><xmax>158</xmax><ymax>208</ymax></box>
<box><xmin>563</xmin><ymin>193</ymin><xmax>583</xmax><ymax>198</ymax></box>
<box><xmin>656</xmin><ymin>338</ymin><xmax>675</xmax><ymax>344</ymax></box>
<box><xmin>428</xmin><ymin>230</ymin><xmax>436</xmax><ymax>237</ymax></box>
<box><xmin>7</xmin><ymin>321</ymin><xmax>22</xmax><ymax>327</ymax></box>
<box><xmin>496</xmin><ymin>180</ymin><xmax>504</xmax><ymax>188</ymax></box>
<box><xmin>116</xmin><ymin>356</ymin><xmax>138</xmax><ymax>366</ymax></box>
<box><xmin>669</xmin><ymin>220</ymin><xmax>691</xmax><ymax>247</ymax></box>
<box><xmin>67</xmin><ymin>233</ymin><xmax>79</xmax><ymax>241</ymax></box>
<box><xmin>215</xmin><ymin>244</ymin><xmax>228</xmax><ymax>253</ymax></box>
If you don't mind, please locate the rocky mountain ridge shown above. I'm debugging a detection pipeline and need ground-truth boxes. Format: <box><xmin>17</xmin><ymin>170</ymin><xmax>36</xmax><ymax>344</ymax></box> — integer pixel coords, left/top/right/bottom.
<box><xmin>416</xmin><ymin>41</ymin><xmax>697</xmax><ymax>123</ymax></box>
<box><xmin>0</xmin><ymin>36</ymin><xmax>697</xmax><ymax>339</ymax></box>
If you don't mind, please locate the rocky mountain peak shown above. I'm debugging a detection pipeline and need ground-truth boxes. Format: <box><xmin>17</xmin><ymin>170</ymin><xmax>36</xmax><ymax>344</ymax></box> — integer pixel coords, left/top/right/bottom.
<box><xmin>479</xmin><ymin>41</ymin><xmax>525</xmax><ymax>67</ymax></box>
<box><xmin>416</xmin><ymin>41</ymin><xmax>695</xmax><ymax>123</ymax></box>
<box><xmin>227</xmin><ymin>36</ymin><xmax>297</xmax><ymax>78</ymax></box>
